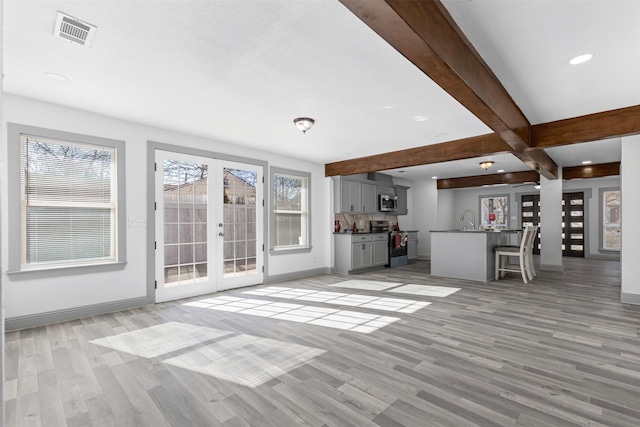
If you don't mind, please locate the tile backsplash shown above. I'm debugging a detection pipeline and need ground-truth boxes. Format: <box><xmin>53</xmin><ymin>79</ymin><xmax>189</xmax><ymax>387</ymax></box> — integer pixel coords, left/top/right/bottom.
<box><xmin>334</xmin><ymin>213</ymin><xmax>399</xmax><ymax>233</ymax></box>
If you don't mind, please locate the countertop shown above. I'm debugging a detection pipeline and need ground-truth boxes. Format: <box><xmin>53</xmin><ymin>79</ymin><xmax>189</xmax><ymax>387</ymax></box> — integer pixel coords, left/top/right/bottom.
<box><xmin>333</xmin><ymin>231</ymin><xmax>388</xmax><ymax>235</ymax></box>
<box><xmin>430</xmin><ymin>229</ymin><xmax>522</xmax><ymax>233</ymax></box>
<box><xmin>334</xmin><ymin>230</ymin><xmax>420</xmax><ymax>235</ymax></box>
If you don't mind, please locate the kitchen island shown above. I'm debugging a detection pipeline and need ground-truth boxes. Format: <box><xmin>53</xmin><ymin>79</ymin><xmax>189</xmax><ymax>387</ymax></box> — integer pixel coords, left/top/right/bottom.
<box><xmin>430</xmin><ymin>230</ymin><xmax>522</xmax><ymax>282</ymax></box>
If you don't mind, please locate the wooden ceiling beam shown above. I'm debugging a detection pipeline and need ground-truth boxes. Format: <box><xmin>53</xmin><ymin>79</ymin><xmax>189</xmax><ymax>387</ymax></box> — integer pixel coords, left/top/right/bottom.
<box><xmin>338</xmin><ymin>0</ymin><xmax>558</xmax><ymax>179</ymax></box>
<box><xmin>437</xmin><ymin>162</ymin><xmax>620</xmax><ymax>190</ymax></box>
<box><xmin>563</xmin><ymin>162</ymin><xmax>621</xmax><ymax>180</ymax></box>
<box><xmin>437</xmin><ymin>170</ymin><xmax>539</xmax><ymax>190</ymax></box>
<box><xmin>532</xmin><ymin>105</ymin><xmax>640</xmax><ymax>148</ymax></box>
<box><xmin>325</xmin><ymin>133</ymin><xmax>511</xmax><ymax>176</ymax></box>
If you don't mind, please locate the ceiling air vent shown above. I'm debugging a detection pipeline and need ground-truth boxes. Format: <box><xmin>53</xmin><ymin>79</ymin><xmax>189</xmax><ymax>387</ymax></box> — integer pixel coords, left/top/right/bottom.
<box><xmin>54</xmin><ymin>12</ymin><xmax>96</xmax><ymax>47</ymax></box>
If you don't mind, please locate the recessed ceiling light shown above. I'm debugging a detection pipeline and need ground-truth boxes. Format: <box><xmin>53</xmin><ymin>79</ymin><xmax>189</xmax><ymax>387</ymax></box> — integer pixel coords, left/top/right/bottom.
<box><xmin>582</xmin><ymin>160</ymin><xmax>592</xmax><ymax>165</ymax></box>
<box><xmin>431</xmin><ymin>176</ymin><xmax>438</xmax><ymax>180</ymax></box>
<box><xmin>383</xmin><ymin>105</ymin><xmax>394</xmax><ymax>110</ymax></box>
<box><xmin>45</xmin><ymin>72</ymin><xmax>68</xmax><ymax>82</ymax></box>
<box><xmin>497</xmin><ymin>169</ymin><xmax>505</xmax><ymax>173</ymax></box>
<box><xmin>435</xmin><ymin>132</ymin><xmax>447</xmax><ymax>137</ymax></box>
<box><xmin>413</xmin><ymin>115</ymin><xmax>427</xmax><ymax>122</ymax></box>
<box><xmin>569</xmin><ymin>53</ymin><xmax>593</xmax><ymax>65</ymax></box>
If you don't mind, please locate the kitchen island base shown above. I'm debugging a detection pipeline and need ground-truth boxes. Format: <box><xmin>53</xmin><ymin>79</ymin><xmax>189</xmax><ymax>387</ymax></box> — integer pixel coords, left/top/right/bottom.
<box><xmin>431</xmin><ymin>231</ymin><xmax>520</xmax><ymax>282</ymax></box>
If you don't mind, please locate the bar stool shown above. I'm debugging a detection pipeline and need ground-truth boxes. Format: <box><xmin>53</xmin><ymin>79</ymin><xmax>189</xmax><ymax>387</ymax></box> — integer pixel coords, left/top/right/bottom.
<box><xmin>494</xmin><ymin>225</ymin><xmax>538</xmax><ymax>283</ymax></box>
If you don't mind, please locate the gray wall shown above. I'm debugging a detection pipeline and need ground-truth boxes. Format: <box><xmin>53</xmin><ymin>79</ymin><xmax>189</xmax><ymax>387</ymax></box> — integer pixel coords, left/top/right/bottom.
<box><xmin>435</xmin><ymin>176</ymin><xmax>620</xmax><ymax>260</ymax></box>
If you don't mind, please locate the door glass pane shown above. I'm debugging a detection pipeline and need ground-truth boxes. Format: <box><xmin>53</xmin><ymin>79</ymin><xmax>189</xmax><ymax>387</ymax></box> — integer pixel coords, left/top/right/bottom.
<box><xmin>163</xmin><ymin>160</ymin><xmax>208</xmax><ymax>287</ymax></box>
<box><xmin>223</xmin><ymin>168</ymin><xmax>257</xmax><ymax>277</ymax></box>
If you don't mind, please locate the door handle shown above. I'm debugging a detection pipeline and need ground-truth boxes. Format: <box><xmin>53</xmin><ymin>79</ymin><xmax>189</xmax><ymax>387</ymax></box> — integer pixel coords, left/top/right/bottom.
<box><xmin>218</xmin><ymin>232</ymin><xmax>224</xmax><ymax>237</ymax></box>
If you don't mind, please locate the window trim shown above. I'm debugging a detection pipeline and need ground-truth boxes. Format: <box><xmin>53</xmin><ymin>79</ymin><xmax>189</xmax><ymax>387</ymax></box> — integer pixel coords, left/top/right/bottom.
<box><xmin>269</xmin><ymin>167</ymin><xmax>311</xmax><ymax>255</ymax></box>
<box><xmin>478</xmin><ymin>194</ymin><xmax>509</xmax><ymax>229</ymax></box>
<box><xmin>599</xmin><ymin>187</ymin><xmax>621</xmax><ymax>253</ymax></box>
<box><xmin>7</xmin><ymin>123</ymin><xmax>127</xmax><ymax>275</ymax></box>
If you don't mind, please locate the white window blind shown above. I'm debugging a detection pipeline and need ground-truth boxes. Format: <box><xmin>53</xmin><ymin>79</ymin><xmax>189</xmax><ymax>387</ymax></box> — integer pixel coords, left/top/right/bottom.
<box><xmin>273</xmin><ymin>171</ymin><xmax>309</xmax><ymax>250</ymax></box>
<box><xmin>20</xmin><ymin>134</ymin><xmax>117</xmax><ymax>268</ymax></box>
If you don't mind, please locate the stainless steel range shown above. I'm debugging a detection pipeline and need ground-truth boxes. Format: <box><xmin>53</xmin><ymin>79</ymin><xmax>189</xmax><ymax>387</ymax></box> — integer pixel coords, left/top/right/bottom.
<box><xmin>371</xmin><ymin>220</ymin><xmax>408</xmax><ymax>268</ymax></box>
<box><xmin>389</xmin><ymin>230</ymin><xmax>408</xmax><ymax>267</ymax></box>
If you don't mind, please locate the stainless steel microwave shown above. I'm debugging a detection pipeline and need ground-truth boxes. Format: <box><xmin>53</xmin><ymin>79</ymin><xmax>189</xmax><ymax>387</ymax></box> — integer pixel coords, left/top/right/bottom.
<box><xmin>378</xmin><ymin>194</ymin><xmax>397</xmax><ymax>212</ymax></box>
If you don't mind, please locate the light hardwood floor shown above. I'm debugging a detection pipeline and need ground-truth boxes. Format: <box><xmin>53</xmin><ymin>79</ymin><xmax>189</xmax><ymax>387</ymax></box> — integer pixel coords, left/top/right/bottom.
<box><xmin>5</xmin><ymin>257</ymin><xmax>640</xmax><ymax>426</ymax></box>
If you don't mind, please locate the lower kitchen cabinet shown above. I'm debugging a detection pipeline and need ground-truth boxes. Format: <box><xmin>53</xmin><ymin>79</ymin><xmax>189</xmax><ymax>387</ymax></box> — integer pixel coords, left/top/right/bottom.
<box><xmin>335</xmin><ymin>233</ymin><xmax>388</xmax><ymax>274</ymax></box>
<box><xmin>351</xmin><ymin>239</ymin><xmax>372</xmax><ymax>270</ymax></box>
<box><xmin>373</xmin><ymin>234</ymin><xmax>389</xmax><ymax>266</ymax></box>
<box><xmin>407</xmin><ymin>231</ymin><xmax>419</xmax><ymax>261</ymax></box>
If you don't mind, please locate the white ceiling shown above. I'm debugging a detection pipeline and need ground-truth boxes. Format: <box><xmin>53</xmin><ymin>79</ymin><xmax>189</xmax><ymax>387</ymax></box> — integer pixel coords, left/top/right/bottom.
<box><xmin>3</xmin><ymin>1</ymin><xmax>638</xmax><ymax>181</ymax></box>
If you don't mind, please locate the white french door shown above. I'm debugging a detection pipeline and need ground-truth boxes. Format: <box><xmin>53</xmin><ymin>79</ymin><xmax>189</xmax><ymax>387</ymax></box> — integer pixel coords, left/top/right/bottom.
<box><xmin>155</xmin><ymin>150</ymin><xmax>263</xmax><ymax>303</ymax></box>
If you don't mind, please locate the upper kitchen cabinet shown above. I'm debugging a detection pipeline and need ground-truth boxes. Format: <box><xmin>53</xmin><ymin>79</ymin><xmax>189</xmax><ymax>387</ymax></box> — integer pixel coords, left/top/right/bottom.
<box><xmin>394</xmin><ymin>185</ymin><xmax>409</xmax><ymax>215</ymax></box>
<box><xmin>334</xmin><ymin>178</ymin><xmax>377</xmax><ymax>213</ymax></box>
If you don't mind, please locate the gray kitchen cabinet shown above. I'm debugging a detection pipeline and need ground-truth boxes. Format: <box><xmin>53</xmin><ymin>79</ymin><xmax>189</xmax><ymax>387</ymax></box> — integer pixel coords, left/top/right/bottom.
<box><xmin>339</xmin><ymin>180</ymin><xmax>361</xmax><ymax>213</ymax></box>
<box><xmin>334</xmin><ymin>178</ymin><xmax>378</xmax><ymax>213</ymax></box>
<box><xmin>373</xmin><ymin>234</ymin><xmax>389</xmax><ymax>266</ymax></box>
<box><xmin>361</xmin><ymin>182</ymin><xmax>377</xmax><ymax>213</ymax></box>
<box><xmin>335</xmin><ymin>233</ymin><xmax>387</xmax><ymax>274</ymax></box>
<box><xmin>406</xmin><ymin>231</ymin><xmax>419</xmax><ymax>261</ymax></box>
<box><xmin>351</xmin><ymin>239</ymin><xmax>373</xmax><ymax>270</ymax></box>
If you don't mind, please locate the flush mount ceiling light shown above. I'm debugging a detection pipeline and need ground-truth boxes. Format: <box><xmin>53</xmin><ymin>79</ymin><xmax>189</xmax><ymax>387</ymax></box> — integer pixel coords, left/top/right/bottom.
<box><xmin>570</xmin><ymin>53</ymin><xmax>593</xmax><ymax>65</ymax></box>
<box><xmin>293</xmin><ymin>117</ymin><xmax>315</xmax><ymax>134</ymax></box>
<box><xmin>582</xmin><ymin>160</ymin><xmax>592</xmax><ymax>164</ymax></box>
<box><xmin>479</xmin><ymin>161</ymin><xmax>494</xmax><ymax>171</ymax></box>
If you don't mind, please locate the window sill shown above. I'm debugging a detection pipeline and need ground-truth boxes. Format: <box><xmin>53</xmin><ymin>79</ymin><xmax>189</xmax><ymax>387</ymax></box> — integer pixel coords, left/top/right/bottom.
<box><xmin>269</xmin><ymin>247</ymin><xmax>312</xmax><ymax>256</ymax></box>
<box><xmin>7</xmin><ymin>261</ymin><xmax>127</xmax><ymax>280</ymax></box>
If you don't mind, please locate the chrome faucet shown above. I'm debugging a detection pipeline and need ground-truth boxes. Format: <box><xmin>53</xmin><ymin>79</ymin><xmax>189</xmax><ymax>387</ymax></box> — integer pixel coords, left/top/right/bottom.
<box><xmin>460</xmin><ymin>209</ymin><xmax>475</xmax><ymax>230</ymax></box>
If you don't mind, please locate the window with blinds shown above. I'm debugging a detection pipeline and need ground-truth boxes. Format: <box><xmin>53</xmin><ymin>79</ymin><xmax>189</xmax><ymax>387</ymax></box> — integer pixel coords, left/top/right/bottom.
<box><xmin>20</xmin><ymin>134</ymin><xmax>118</xmax><ymax>268</ymax></box>
<box><xmin>271</xmin><ymin>168</ymin><xmax>311</xmax><ymax>253</ymax></box>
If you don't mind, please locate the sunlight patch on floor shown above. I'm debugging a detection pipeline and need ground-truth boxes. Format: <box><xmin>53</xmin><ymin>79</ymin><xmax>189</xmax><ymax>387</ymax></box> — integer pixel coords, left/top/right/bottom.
<box><xmin>164</xmin><ymin>334</ymin><xmax>325</xmax><ymax>388</ymax></box>
<box><xmin>184</xmin><ymin>296</ymin><xmax>399</xmax><ymax>333</ymax></box>
<box><xmin>244</xmin><ymin>286</ymin><xmax>430</xmax><ymax>313</ymax></box>
<box><xmin>329</xmin><ymin>280</ymin><xmax>402</xmax><ymax>291</ymax></box>
<box><xmin>389</xmin><ymin>284</ymin><xmax>461</xmax><ymax>297</ymax></box>
<box><xmin>89</xmin><ymin>321</ymin><xmax>232</xmax><ymax>358</ymax></box>
<box><xmin>91</xmin><ymin>322</ymin><xmax>325</xmax><ymax>388</ymax></box>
